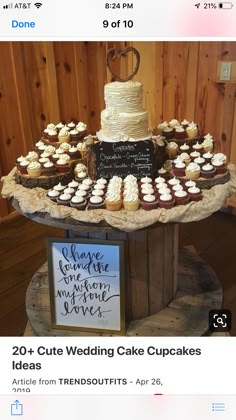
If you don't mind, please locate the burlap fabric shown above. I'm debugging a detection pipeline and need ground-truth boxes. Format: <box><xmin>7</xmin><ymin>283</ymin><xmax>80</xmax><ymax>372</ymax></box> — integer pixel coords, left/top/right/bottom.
<box><xmin>2</xmin><ymin>165</ymin><xmax>236</xmax><ymax>232</ymax></box>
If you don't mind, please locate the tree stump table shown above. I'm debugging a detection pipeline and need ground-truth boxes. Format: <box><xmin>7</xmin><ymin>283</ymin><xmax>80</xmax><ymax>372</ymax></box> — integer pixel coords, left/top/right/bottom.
<box><xmin>11</xmin><ymin>198</ymin><xmax>222</xmax><ymax>337</ymax></box>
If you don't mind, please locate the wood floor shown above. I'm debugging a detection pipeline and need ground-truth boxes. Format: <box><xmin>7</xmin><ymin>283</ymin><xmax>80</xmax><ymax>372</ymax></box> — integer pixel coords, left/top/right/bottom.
<box><xmin>0</xmin><ymin>212</ymin><xmax>236</xmax><ymax>336</ymax></box>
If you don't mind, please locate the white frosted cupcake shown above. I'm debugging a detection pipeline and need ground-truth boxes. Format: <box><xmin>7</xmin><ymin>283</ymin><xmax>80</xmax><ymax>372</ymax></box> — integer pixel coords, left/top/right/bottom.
<box><xmin>27</xmin><ymin>161</ymin><xmax>42</xmax><ymax>177</ymax></box>
<box><xmin>185</xmin><ymin>163</ymin><xmax>201</xmax><ymax>180</ymax></box>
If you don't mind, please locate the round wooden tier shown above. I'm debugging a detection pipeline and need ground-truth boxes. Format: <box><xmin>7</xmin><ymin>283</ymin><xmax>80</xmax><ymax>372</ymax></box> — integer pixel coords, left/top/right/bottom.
<box><xmin>26</xmin><ymin>249</ymin><xmax>221</xmax><ymax>336</ymax></box>
<box><xmin>173</xmin><ymin>170</ymin><xmax>230</xmax><ymax>189</ymax></box>
<box><xmin>11</xmin><ymin>198</ymin><xmax>222</xmax><ymax>336</ymax></box>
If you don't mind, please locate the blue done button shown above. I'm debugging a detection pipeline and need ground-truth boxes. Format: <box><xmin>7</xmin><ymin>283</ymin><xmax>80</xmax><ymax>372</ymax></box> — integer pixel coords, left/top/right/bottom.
<box><xmin>12</xmin><ymin>20</ymin><xmax>35</xmax><ymax>28</ymax></box>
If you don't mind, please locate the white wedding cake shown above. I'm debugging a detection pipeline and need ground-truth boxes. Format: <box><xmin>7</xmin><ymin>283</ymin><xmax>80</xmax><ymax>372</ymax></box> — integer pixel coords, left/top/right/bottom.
<box><xmin>97</xmin><ymin>81</ymin><xmax>151</xmax><ymax>142</ymax></box>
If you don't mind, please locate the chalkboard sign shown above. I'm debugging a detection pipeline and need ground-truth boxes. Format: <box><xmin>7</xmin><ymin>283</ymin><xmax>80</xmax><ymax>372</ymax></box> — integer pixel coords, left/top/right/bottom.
<box><xmin>47</xmin><ymin>238</ymin><xmax>125</xmax><ymax>335</ymax></box>
<box><xmin>93</xmin><ymin>140</ymin><xmax>155</xmax><ymax>179</ymax></box>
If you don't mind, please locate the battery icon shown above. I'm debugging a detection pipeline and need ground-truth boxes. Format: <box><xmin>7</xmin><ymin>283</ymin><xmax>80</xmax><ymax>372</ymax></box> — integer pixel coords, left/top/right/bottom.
<box><xmin>218</xmin><ymin>2</ymin><xmax>234</xmax><ymax>8</ymax></box>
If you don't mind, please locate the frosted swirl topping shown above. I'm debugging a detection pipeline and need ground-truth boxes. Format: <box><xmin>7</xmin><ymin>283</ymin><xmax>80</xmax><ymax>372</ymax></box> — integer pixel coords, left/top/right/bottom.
<box><xmin>53</xmin><ymin>182</ymin><xmax>66</xmax><ymax>192</ymax></box>
<box><xmin>59</xmin><ymin>193</ymin><xmax>71</xmax><ymax>201</ymax></box>
<box><xmin>168</xmin><ymin>177</ymin><xmax>180</xmax><ymax>186</ymax></box>
<box><xmin>204</xmin><ymin>133</ymin><xmax>213</xmax><ymax>140</ymax></box>
<box><xmin>48</xmin><ymin>129</ymin><xmax>57</xmax><ymax>136</ymax></box>
<box><xmin>193</xmin><ymin>142</ymin><xmax>202</xmax><ymax>150</ymax></box>
<box><xmin>187</xmin><ymin>122</ymin><xmax>197</xmax><ymax>130</ymax></box>
<box><xmin>175</xmin><ymin>161</ymin><xmax>186</xmax><ymax>169</ymax></box>
<box><xmin>67</xmin><ymin>121</ymin><xmax>75</xmax><ymax>128</ymax></box>
<box><xmin>59</xmin><ymin>128</ymin><xmax>70</xmax><ymax>137</ymax></box>
<box><xmin>77</xmin><ymin>171</ymin><xmax>87</xmax><ymax>179</ymax></box>
<box><xmin>186</xmin><ymin>163</ymin><xmax>200</xmax><ymax>172</ymax></box>
<box><xmin>124</xmin><ymin>193</ymin><xmax>138</xmax><ymax>202</ymax></box>
<box><xmin>43</xmin><ymin>161</ymin><xmax>54</xmax><ymax>168</ymax></box>
<box><xmin>41</xmin><ymin>152</ymin><xmax>51</xmax><ymax>159</ymax></box>
<box><xmin>56</xmin><ymin>122</ymin><xmax>65</xmax><ymax>129</ymax></box>
<box><xmin>124</xmin><ymin>174</ymin><xmax>137</xmax><ymax>183</ymax></box>
<box><xmin>194</xmin><ymin>157</ymin><xmax>205</xmax><ymax>164</ymax></box>
<box><xmin>167</xmin><ymin>142</ymin><xmax>178</xmax><ymax>149</ymax></box>
<box><xmin>71</xmin><ymin>196</ymin><xmax>84</xmax><ymax>204</ymax></box>
<box><xmin>17</xmin><ymin>155</ymin><xmax>25</xmax><ymax>163</ymax></box>
<box><xmin>92</xmin><ymin>189</ymin><xmax>104</xmax><ymax>196</ymax></box>
<box><xmin>64</xmin><ymin>187</ymin><xmax>75</xmax><ymax>195</ymax></box>
<box><xmin>38</xmin><ymin>144</ymin><xmax>46</xmax><ymax>151</ymax></box>
<box><xmin>90</xmin><ymin>196</ymin><xmax>103</xmax><ymax>204</ymax></box>
<box><xmin>155</xmin><ymin>176</ymin><xmax>165</xmax><ymax>184</ymax></box>
<box><xmin>172</xmin><ymin>184</ymin><xmax>183</xmax><ymax>192</ymax></box>
<box><xmin>75</xmin><ymin>163</ymin><xmax>87</xmax><ymax>173</ymax></box>
<box><xmin>57</xmin><ymin>158</ymin><xmax>68</xmax><ymax>165</ymax></box>
<box><xmin>75</xmin><ymin>190</ymin><xmax>87</xmax><ymax>198</ymax></box>
<box><xmin>185</xmin><ymin>180</ymin><xmax>196</xmax><ymax>188</ymax></box>
<box><xmin>60</xmin><ymin>142</ymin><xmax>71</xmax><ymax>151</ymax></box>
<box><xmin>175</xmin><ymin>126</ymin><xmax>185</xmax><ymax>133</ymax></box>
<box><xmin>188</xmin><ymin>186</ymin><xmax>201</xmax><ymax>194</ymax></box>
<box><xmin>141</xmin><ymin>186</ymin><xmax>154</xmax><ymax>195</ymax></box>
<box><xmin>79</xmin><ymin>184</ymin><xmax>91</xmax><ymax>191</ymax></box>
<box><xmin>70</xmin><ymin>129</ymin><xmax>79</xmax><ymax>135</ymax></box>
<box><xmin>143</xmin><ymin>194</ymin><xmax>156</xmax><ymax>203</ymax></box>
<box><xmin>180</xmin><ymin>153</ymin><xmax>190</xmax><ymax>161</ymax></box>
<box><xmin>48</xmin><ymin>190</ymin><xmax>59</xmax><ymax>198</ymax></box>
<box><xmin>68</xmin><ymin>180</ymin><xmax>79</xmax><ymax>188</ymax></box>
<box><xmin>169</xmin><ymin>119</ymin><xmax>179</xmax><ymax>128</ymax></box>
<box><xmin>96</xmin><ymin>177</ymin><xmax>107</xmax><ymax>185</ymax></box>
<box><xmin>175</xmin><ymin>190</ymin><xmax>187</xmax><ymax>198</ymax></box>
<box><xmin>77</xmin><ymin>143</ymin><xmax>87</xmax><ymax>151</ymax></box>
<box><xmin>76</xmin><ymin>122</ymin><xmax>87</xmax><ymax>132</ymax></box>
<box><xmin>181</xmin><ymin>119</ymin><xmax>189</xmax><ymax>125</ymax></box>
<box><xmin>82</xmin><ymin>178</ymin><xmax>93</xmax><ymax>186</ymax></box>
<box><xmin>26</xmin><ymin>151</ymin><xmax>38</xmax><ymax>161</ymax></box>
<box><xmin>211</xmin><ymin>160</ymin><xmax>223</xmax><ymax>167</ymax></box>
<box><xmin>35</xmin><ymin>140</ymin><xmax>44</xmax><ymax>147</ymax></box>
<box><xmin>180</xmin><ymin>143</ymin><xmax>190</xmax><ymax>151</ymax></box>
<box><xmin>52</xmin><ymin>154</ymin><xmax>59</xmax><ymax>160</ymax></box>
<box><xmin>94</xmin><ymin>183</ymin><xmax>106</xmax><ymax>190</ymax></box>
<box><xmin>158</xmin><ymin>187</ymin><xmax>171</xmax><ymax>195</ymax></box>
<box><xmin>106</xmin><ymin>193</ymin><xmax>121</xmax><ymax>202</ymax></box>
<box><xmin>202</xmin><ymin>163</ymin><xmax>214</xmax><ymax>171</ymax></box>
<box><xmin>190</xmin><ymin>151</ymin><xmax>200</xmax><ymax>158</ymax></box>
<box><xmin>28</xmin><ymin>161</ymin><xmax>41</xmax><ymax>169</ymax></box>
<box><xmin>203</xmin><ymin>152</ymin><xmax>213</xmax><ymax>159</ymax></box>
<box><xmin>141</xmin><ymin>176</ymin><xmax>152</xmax><ymax>184</ymax></box>
<box><xmin>59</xmin><ymin>154</ymin><xmax>70</xmax><ymax>162</ymax></box>
<box><xmin>69</xmin><ymin>146</ymin><xmax>78</xmax><ymax>153</ymax></box>
<box><xmin>45</xmin><ymin>145</ymin><xmax>56</xmax><ymax>154</ymax></box>
<box><xmin>158</xmin><ymin>167</ymin><xmax>167</xmax><ymax>175</ymax></box>
<box><xmin>159</xmin><ymin>193</ymin><xmax>172</xmax><ymax>202</ymax></box>
<box><xmin>213</xmin><ymin>153</ymin><xmax>226</xmax><ymax>162</ymax></box>
<box><xmin>56</xmin><ymin>149</ymin><xmax>64</xmax><ymax>155</ymax></box>
<box><xmin>47</xmin><ymin>123</ymin><xmax>56</xmax><ymax>130</ymax></box>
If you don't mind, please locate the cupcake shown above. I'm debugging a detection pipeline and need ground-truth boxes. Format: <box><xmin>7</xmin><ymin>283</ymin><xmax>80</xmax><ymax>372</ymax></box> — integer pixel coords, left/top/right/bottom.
<box><xmin>70</xmin><ymin>128</ymin><xmax>81</xmax><ymax>142</ymax></box>
<box><xmin>201</xmin><ymin>163</ymin><xmax>216</xmax><ymax>179</ymax></box>
<box><xmin>105</xmin><ymin>192</ymin><xmax>122</xmax><ymax>211</ymax></box>
<box><xmin>91</xmin><ymin>189</ymin><xmax>105</xmax><ymax>198</ymax></box>
<box><xmin>47</xmin><ymin>189</ymin><xmax>60</xmax><ymax>203</ymax></box>
<box><xmin>64</xmin><ymin>187</ymin><xmax>75</xmax><ymax>195</ymax></box>
<box><xmin>51</xmin><ymin>154</ymin><xmax>61</xmax><ymax>163</ymax></box>
<box><xmin>59</xmin><ymin>142</ymin><xmax>71</xmax><ymax>152</ymax></box>
<box><xmin>67</xmin><ymin>121</ymin><xmax>76</xmax><ymax>130</ymax></box>
<box><xmin>154</xmin><ymin>176</ymin><xmax>166</xmax><ymax>185</ymax></box>
<box><xmin>192</xmin><ymin>142</ymin><xmax>203</xmax><ymax>153</ymax></box>
<box><xmin>157</xmin><ymin>186</ymin><xmax>172</xmax><ymax>197</ymax></box>
<box><xmin>44</xmin><ymin>145</ymin><xmax>56</xmax><ymax>156</ymax></box>
<box><xmin>57</xmin><ymin>193</ymin><xmax>72</xmax><ymax>206</ymax></box>
<box><xmin>56</xmin><ymin>157</ymin><xmax>70</xmax><ymax>174</ymax></box>
<box><xmin>76</xmin><ymin>121</ymin><xmax>87</xmax><ymax>134</ymax></box>
<box><xmin>157</xmin><ymin>167</ymin><xmax>169</xmax><ymax>179</ymax></box>
<box><xmin>184</xmin><ymin>180</ymin><xmax>196</xmax><ymax>190</ymax></box>
<box><xmin>35</xmin><ymin>140</ymin><xmax>45</xmax><ymax>150</ymax></box>
<box><xmin>75</xmin><ymin>189</ymin><xmax>89</xmax><ymax>200</ymax></box>
<box><xmin>181</xmin><ymin>119</ymin><xmax>190</xmax><ymax>129</ymax></box>
<box><xmin>186</xmin><ymin>122</ymin><xmax>198</xmax><ymax>138</ymax></box>
<box><xmin>53</xmin><ymin>182</ymin><xmax>66</xmax><ymax>193</ymax></box>
<box><xmin>157</xmin><ymin>121</ymin><xmax>169</xmax><ymax>135</ymax></box>
<box><xmin>56</xmin><ymin>122</ymin><xmax>65</xmax><ymax>132</ymax></box>
<box><xmin>79</xmin><ymin>184</ymin><xmax>92</xmax><ymax>194</ymax></box>
<box><xmin>42</xmin><ymin>128</ymin><xmax>49</xmax><ymax>139</ymax></box>
<box><xmin>123</xmin><ymin>192</ymin><xmax>140</xmax><ymax>211</ymax></box>
<box><xmin>169</xmin><ymin>119</ymin><xmax>179</xmax><ymax>128</ymax></box>
<box><xmin>74</xmin><ymin>163</ymin><xmax>88</xmax><ymax>177</ymax></box>
<box><xmin>163</xmin><ymin>127</ymin><xmax>175</xmax><ymax>140</ymax></box>
<box><xmin>26</xmin><ymin>151</ymin><xmax>39</xmax><ymax>162</ymax></box>
<box><xmin>173</xmin><ymin>161</ymin><xmax>186</xmax><ymax>177</ymax></box>
<box><xmin>68</xmin><ymin>146</ymin><xmax>81</xmax><ymax>160</ymax></box>
<box><xmin>166</xmin><ymin>141</ymin><xmax>178</xmax><ymax>158</ymax></box>
<box><xmin>27</xmin><ymin>161</ymin><xmax>42</xmax><ymax>177</ymax></box>
<box><xmin>172</xmin><ymin>184</ymin><xmax>184</xmax><ymax>193</ymax></box>
<box><xmin>75</xmin><ymin>170</ymin><xmax>88</xmax><ymax>182</ymax></box>
<box><xmin>43</xmin><ymin>161</ymin><xmax>56</xmax><ymax>176</ymax></box>
<box><xmin>179</xmin><ymin>152</ymin><xmax>191</xmax><ymax>165</ymax></box>
<box><xmin>203</xmin><ymin>151</ymin><xmax>213</xmax><ymax>163</ymax></box>
<box><xmin>40</xmin><ymin>151</ymin><xmax>52</xmax><ymax>160</ymax></box>
<box><xmin>193</xmin><ymin>157</ymin><xmax>206</xmax><ymax>168</ymax></box>
<box><xmin>175</xmin><ymin>126</ymin><xmax>186</xmax><ymax>140</ymax></box>
<box><xmin>39</xmin><ymin>157</ymin><xmax>50</xmax><ymax>165</ymax></box>
<box><xmin>180</xmin><ymin>143</ymin><xmax>190</xmax><ymax>153</ymax></box>
<box><xmin>211</xmin><ymin>159</ymin><xmax>227</xmax><ymax>175</ymax></box>
<box><xmin>87</xmin><ymin>196</ymin><xmax>105</xmax><ymax>210</ymax></box>
<box><xmin>47</xmin><ymin>129</ymin><xmax>58</xmax><ymax>143</ymax></box>
<box><xmin>185</xmin><ymin>163</ymin><xmax>201</xmax><ymax>180</ymax></box>
<box><xmin>213</xmin><ymin>153</ymin><xmax>227</xmax><ymax>164</ymax></box>
<box><xmin>140</xmin><ymin>176</ymin><xmax>152</xmax><ymax>185</ymax></box>
<box><xmin>19</xmin><ymin>159</ymin><xmax>30</xmax><ymax>174</ymax></box>
<box><xmin>70</xmin><ymin>195</ymin><xmax>87</xmax><ymax>210</ymax></box>
<box><xmin>167</xmin><ymin>177</ymin><xmax>180</xmax><ymax>189</ymax></box>
<box><xmin>141</xmin><ymin>194</ymin><xmax>158</xmax><ymax>211</ymax></box>
<box><xmin>202</xmin><ymin>134</ymin><xmax>214</xmax><ymax>153</ymax></box>
<box><xmin>188</xmin><ymin>186</ymin><xmax>202</xmax><ymax>202</ymax></box>
<box><xmin>16</xmin><ymin>155</ymin><xmax>25</xmax><ymax>170</ymax></box>
<box><xmin>190</xmin><ymin>151</ymin><xmax>200</xmax><ymax>161</ymax></box>
<box><xmin>174</xmin><ymin>190</ymin><xmax>189</xmax><ymax>206</ymax></box>
<box><xmin>58</xmin><ymin>127</ymin><xmax>70</xmax><ymax>143</ymax></box>
<box><xmin>158</xmin><ymin>193</ymin><xmax>175</xmax><ymax>209</ymax></box>
<box><xmin>37</xmin><ymin>144</ymin><xmax>47</xmax><ymax>154</ymax></box>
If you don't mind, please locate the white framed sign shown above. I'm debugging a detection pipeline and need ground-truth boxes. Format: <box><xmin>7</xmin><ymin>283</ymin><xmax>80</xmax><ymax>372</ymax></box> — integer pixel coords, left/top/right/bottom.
<box><xmin>47</xmin><ymin>238</ymin><xmax>125</xmax><ymax>335</ymax></box>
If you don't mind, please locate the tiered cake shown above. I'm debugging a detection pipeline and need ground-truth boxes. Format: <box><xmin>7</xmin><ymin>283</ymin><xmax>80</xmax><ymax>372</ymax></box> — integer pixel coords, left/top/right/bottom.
<box><xmin>97</xmin><ymin>81</ymin><xmax>151</xmax><ymax>142</ymax></box>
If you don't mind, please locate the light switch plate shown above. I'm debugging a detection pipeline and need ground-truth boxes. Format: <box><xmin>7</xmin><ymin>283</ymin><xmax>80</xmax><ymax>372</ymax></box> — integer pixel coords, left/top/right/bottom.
<box><xmin>220</xmin><ymin>62</ymin><xmax>232</xmax><ymax>81</ymax></box>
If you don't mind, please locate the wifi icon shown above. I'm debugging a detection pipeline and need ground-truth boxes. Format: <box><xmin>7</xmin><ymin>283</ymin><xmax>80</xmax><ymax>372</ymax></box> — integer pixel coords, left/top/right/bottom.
<box><xmin>34</xmin><ymin>2</ymin><xmax>42</xmax><ymax>8</ymax></box>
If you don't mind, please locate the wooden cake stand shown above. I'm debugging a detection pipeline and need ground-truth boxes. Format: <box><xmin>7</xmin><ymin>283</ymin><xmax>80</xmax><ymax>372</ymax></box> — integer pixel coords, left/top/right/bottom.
<box><xmin>11</xmin><ymin>198</ymin><xmax>222</xmax><ymax>337</ymax></box>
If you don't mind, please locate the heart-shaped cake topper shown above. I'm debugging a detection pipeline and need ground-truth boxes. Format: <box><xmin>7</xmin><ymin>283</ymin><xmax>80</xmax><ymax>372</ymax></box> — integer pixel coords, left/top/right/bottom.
<box><xmin>106</xmin><ymin>47</ymin><xmax>140</xmax><ymax>82</ymax></box>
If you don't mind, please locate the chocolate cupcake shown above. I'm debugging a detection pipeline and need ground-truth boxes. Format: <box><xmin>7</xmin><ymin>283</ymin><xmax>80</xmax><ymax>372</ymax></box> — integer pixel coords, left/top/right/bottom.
<box><xmin>78</xmin><ymin>183</ymin><xmax>92</xmax><ymax>194</ymax></box>
<box><xmin>76</xmin><ymin>121</ymin><xmax>87</xmax><ymax>136</ymax></box>
<box><xmin>140</xmin><ymin>176</ymin><xmax>153</xmax><ymax>185</ymax></box>
<box><xmin>70</xmin><ymin>195</ymin><xmax>87</xmax><ymax>210</ymax></box>
<box><xmin>64</xmin><ymin>187</ymin><xmax>76</xmax><ymax>196</ymax></box>
<box><xmin>188</xmin><ymin>186</ymin><xmax>202</xmax><ymax>202</ymax></box>
<box><xmin>141</xmin><ymin>194</ymin><xmax>158</xmax><ymax>211</ymax></box>
<box><xmin>190</xmin><ymin>151</ymin><xmax>200</xmax><ymax>161</ymax></box>
<box><xmin>158</xmin><ymin>193</ymin><xmax>175</xmax><ymax>209</ymax></box>
<box><xmin>211</xmin><ymin>159</ymin><xmax>227</xmax><ymax>175</ymax></box>
<box><xmin>172</xmin><ymin>184</ymin><xmax>184</xmax><ymax>193</ymax></box>
<box><xmin>192</xmin><ymin>142</ymin><xmax>203</xmax><ymax>154</ymax></box>
<box><xmin>16</xmin><ymin>155</ymin><xmax>25</xmax><ymax>170</ymax></box>
<box><xmin>67</xmin><ymin>121</ymin><xmax>76</xmax><ymax>130</ymax></box>
<box><xmin>201</xmin><ymin>163</ymin><xmax>216</xmax><ymax>179</ymax></box>
<box><xmin>173</xmin><ymin>161</ymin><xmax>186</xmax><ymax>177</ymax></box>
<box><xmin>70</xmin><ymin>128</ymin><xmax>81</xmax><ymax>142</ymax></box>
<box><xmin>175</xmin><ymin>126</ymin><xmax>186</xmax><ymax>140</ymax></box>
<box><xmin>55</xmin><ymin>122</ymin><xmax>65</xmax><ymax>132</ymax></box>
<box><xmin>75</xmin><ymin>189</ymin><xmax>89</xmax><ymax>200</ymax></box>
<box><xmin>180</xmin><ymin>143</ymin><xmax>190</xmax><ymax>153</ymax></box>
<box><xmin>181</xmin><ymin>119</ymin><xmax>190</xmax><ymax>129</ymax></box>
<box><xmin>47</xmin><ymin>189</ymin><xmax>60</xmax><ymax>203</ymax></box>
<box><xmin>174</xmin><ymin>190</ymin><xmax>189</xmax><ymax>206</ymax></box>
<box><xmin>203</xmin><ymin>151</ymin><xmax>213</xmax><ymax>163</ymax></box>
<box><xmin>57</xmin><ymin>193</ymin><xmax>72</xmax><ymax>206</ymax></box>
<box><xmin>184</xmin><ymin>180</ymin><xmax>196</xmax><ymax>190</ymax></box>
<box><xmin>53</xmin><ymin>182</ymin><xmax>66</xmax><ymax>193</ymax></box>
<box><xmin>157</xmin><ymin>186</ymin><xmax>172</xmax><ymax>197</ymax></box>
<box><xmin>167</xmin><ymin>177</ymin><xmax>181</xmax><ymax>189</ymax></box>
<box><xmin>87</xmin><ymin>196</ymin><xmax>105</xmax><ymax>210</ymax></box>
<box><xmin>68</xmin><ymin>146</ymin><xmax>81</xmax><ymax>160</ymax></box>
<box><xmin>193</xmin><ymin>157</ymin><xmax>206</xmax><ymax>168</ymax></box>
<box><xmin>56</xmin><ymin>158</ymin><xmax>70</xmax><ymax>174</ymax></box>
<box><xmin>68</xmin><ymin>180</ymin><xmax>79</xmax><ymax>189</ymax></box>
<box><xmin>163</xmin><ymin>127</ymin><xmax>175</xmax><ymax>140</ymax></box>
<box><xmin>157</xmin><ymin>167</ymin><xmax>169</xmax><ymax>179</ymax></box>
<box><xmin>82</xmin><ymin>178</ymin><xmax>94</xmax><ymax>188</ymax></box>
<box><xmin>43</xmin><ymin>161</ymin><xmax>56</xmax><ymax>176</ymax></box>
<box><xmin>47</xmin><ymin>129</ymin><xmax>58</xmax><ymax>143</ymax></box>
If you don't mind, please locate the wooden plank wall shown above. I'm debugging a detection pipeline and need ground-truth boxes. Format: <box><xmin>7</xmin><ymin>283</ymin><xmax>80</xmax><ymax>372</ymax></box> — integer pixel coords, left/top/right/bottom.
<box><xmin>1</xmin><ymin>41</ymin><xmax>236</xmax><ymax>217</ymax></box>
